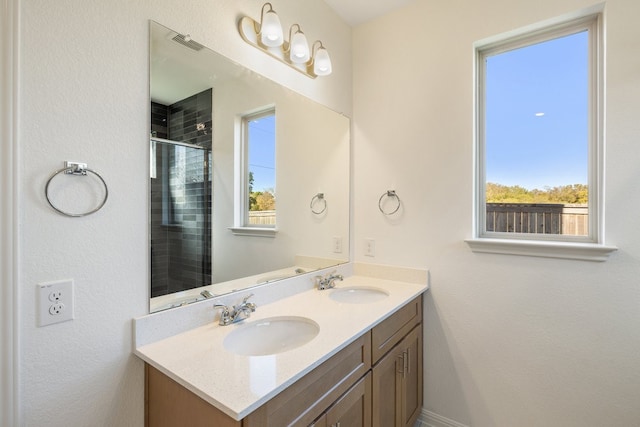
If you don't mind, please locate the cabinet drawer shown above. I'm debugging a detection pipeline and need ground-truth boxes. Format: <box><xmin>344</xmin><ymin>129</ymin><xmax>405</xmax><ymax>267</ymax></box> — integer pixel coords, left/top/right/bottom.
<box><xmin>244</xmin><ymin>332</ymin><xmax>371</xmax><ymax>427</ymax></box>
<box><xmin>371</xmin><ymin>296</ymin><xmax>422</xmax><ymax>363</ymax></box>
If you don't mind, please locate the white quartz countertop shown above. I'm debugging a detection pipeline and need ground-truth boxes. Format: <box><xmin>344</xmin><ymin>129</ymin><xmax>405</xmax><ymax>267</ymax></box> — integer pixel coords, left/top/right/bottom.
<box><xmin>135</xmin><ymin>274</ymin><xmax>428</xmax><ymax>420</ymax></box>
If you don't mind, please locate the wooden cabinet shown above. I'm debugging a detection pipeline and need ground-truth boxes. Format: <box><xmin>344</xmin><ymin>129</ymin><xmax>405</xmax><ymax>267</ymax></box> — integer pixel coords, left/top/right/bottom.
<box><xmin>372</xmin><ymin>325</ymin><xmax>423</xmax><ymax>427</ymax></box>
<box><xmin>371</xmin><ymin>296</ymin><xmax>422</xmax><ymax>364</ymax></box>
<box><xmin>145</xmin><ymin>364</ymin><xmax>241</xmax><ymax>427</ymax></box>
<box><xmin>145</xmin><ymin>295</ymin><xmax>423</xmax><ymax>427</ymax></box>
<box><xmin>311</xmin><ymin>373</ymin><xmax>371</xmax><ymax>427</ymax></box>
<box><xmin>370</xmin><ymin>295</ymin><xmax>423</xmax><ymax>427</ymax></box>
<box><xmin>244</xmin><ymin>333</ymin><xmax>370</xmax><ymax>427</ymax></box>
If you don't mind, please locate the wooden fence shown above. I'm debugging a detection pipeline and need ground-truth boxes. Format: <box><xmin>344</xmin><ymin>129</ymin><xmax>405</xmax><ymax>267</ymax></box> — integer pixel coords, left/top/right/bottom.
<box><xmin>248</xmin><ymin>210</ymin><xmax>276</xmax><ymax>225</ymax></box>
<box><xmin>486</xmin><ymin>203</ymin><xmax>588</xmax><ymax>236</ymax></box>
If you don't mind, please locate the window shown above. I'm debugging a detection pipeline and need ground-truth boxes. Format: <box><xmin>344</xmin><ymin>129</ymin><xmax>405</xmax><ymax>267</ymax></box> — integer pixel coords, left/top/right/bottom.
<box><xmin>469</xmin><ymin>12</ymin><xmax>616</xmax><ymax>260</ymax></box>
<box><xmin>235</xmin><ymin>108</ymin><xmax>276</xmax><ymax>233</ymax></box>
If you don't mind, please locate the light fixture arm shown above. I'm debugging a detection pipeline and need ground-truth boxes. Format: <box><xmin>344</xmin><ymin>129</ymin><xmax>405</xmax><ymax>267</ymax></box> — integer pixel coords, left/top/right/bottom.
<box><xmin>255</xmin><ymin>2</ymin><xmax>275</xmax><ymax>33</ymax></box>
<box><xmin>310</xmin><ymin>40</ymin><xmax>325</xmax><ymax>64</ymax></box>
<box><xmin>287</xmin><ymin>24</ymin><xmax>303</xmax><ymax>49</ymax></box>
<box><xmin>282</xmin><ymin>24</ymin><xmax>302</xmax><ymax>56</ymax></box>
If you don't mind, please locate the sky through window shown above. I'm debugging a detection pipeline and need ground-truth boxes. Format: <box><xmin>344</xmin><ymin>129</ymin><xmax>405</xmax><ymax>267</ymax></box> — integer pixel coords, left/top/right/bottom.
<box><xmin>485</xmin><ymin>31</ymin><xmax>589</xmax><ymax>191</ymax></box>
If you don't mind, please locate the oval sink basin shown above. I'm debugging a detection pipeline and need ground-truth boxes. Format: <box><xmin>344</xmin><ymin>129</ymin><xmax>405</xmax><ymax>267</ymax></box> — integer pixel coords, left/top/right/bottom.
<box><xmin>223</xmin><ymin>316</ymin><xmax>319</xmax><ymax>356</ymax></box>
<box><xmin>329</xmin><ymin>287</ymin><xmax>389</xmax><ymax>304</ymax></box>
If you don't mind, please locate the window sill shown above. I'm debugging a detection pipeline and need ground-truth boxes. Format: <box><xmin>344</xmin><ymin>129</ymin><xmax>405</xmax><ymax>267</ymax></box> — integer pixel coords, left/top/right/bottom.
<box><xmin>229</xmin><ymin>227</ymin><xmax>277</xmax><ymax>238</ymax></box>
<box><xmin>465</xmin><ymin>238</ymin><xmax>617</xmax><ymax>262</ymax></box>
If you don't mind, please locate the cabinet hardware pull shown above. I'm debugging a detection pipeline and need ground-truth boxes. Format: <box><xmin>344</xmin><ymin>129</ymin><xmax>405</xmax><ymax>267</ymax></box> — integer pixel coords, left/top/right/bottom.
<box><xmin>407</xmin><ymin>348</ymin><xmax>411</xmax><ymax>375</ymax></box>
<box><xmin>405</xmin><ymin>351</ymin><xmax>408</xmax><ymax>378</ymax></box>
<box><xmin>397</xmin><ymin>354</ymin><xmax>404</xmax><ymax>375</ymax></box>
<box><xmin>402</xmin><ymin>351</ymin><xmax>408</xmax><ymax>378</ymax></box>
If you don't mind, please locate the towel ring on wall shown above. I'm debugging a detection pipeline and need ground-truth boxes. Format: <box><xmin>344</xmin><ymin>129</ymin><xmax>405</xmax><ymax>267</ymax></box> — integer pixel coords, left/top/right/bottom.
<box><xmin>45</xmin><ymin>161</ymin><xmax>109</xmax><ymax>217</ymax></box>
<box><xmin>310</xmin><ymin>193</ymin><xmax>327</xmax><ymax>215</ymax></box>
<box><xmin>378</xmin><ymin>190</ymin><xmax>401</xmax><ymax>215</ymax></box>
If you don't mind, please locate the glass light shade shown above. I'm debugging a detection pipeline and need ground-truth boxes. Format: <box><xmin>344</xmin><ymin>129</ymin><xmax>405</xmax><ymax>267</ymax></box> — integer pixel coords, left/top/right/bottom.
<box><xmin>290</xmin><ymin>31</ymin><xmax>310</xmax><ymax>63</ymax></box>
<box><xmin>313</xmin><ymin>47</ymin><xmax>332</xmax><ymax>76</ymax></box>
<box><xmin>260</xmin><ymin>11</ymin><xmax>283</xmax><ymax>47</ymax></box>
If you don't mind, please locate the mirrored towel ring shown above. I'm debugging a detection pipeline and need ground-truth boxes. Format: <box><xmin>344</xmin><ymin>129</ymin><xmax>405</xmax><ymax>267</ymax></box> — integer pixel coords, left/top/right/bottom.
<box><xmin>45</xmin><ymin>161</ymin><xmax>109</xmax><ymax>217</ymax></box>
<box><xmin>378</xmin><ymin>190</ymin><xmax>401</xmax><ymax>215</ymax></box>
<box><xmin>310</xmin><ymin>192</ymin><xmax>327</xmax><ymax>215</ymax></box>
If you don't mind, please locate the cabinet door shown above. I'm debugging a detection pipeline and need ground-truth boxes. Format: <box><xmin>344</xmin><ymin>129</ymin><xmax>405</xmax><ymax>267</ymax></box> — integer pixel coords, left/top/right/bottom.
<box><xmin>372</xmin><ymin>344</ymin><xmax>402</xmax><ymax>427</ymax></box>
<box><xmin>401</xmin><ymin>325</ymin><xmax>422</xmax><ymax>427</ymax></box>
<box><xmin>325</xmin><ymin>373</ymin><xmax>371</xmax><ymax>427</ymax></box>
<box><xmin>372</xmin><ymin>325</ymin><xmax>422</xmax><ymax>427</ymax></box>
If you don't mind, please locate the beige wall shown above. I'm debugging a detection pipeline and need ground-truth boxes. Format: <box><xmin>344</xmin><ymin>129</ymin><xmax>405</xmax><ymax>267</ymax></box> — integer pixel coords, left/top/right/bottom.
<box><xmin>14</xmin><ymin>0</ymin><xmax>350</xmax><ymax>425</ymax></box>
<box><xmin>353</xmin><ymin>1</ymin><xmax>640</xmax><ymax>426</ymax></box>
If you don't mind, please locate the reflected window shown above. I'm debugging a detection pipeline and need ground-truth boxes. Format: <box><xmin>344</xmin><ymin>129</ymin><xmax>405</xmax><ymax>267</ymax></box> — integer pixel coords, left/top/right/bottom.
<box><xmin>242</xmin><ymin>109</ymin><xmax>276</xmax><ymax>227</ymax></box>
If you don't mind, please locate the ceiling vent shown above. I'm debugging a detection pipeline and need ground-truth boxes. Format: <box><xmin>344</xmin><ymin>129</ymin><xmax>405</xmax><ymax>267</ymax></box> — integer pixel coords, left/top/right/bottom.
<box><xmin>171</xmin><ymin>33</ymin><xmax>204</xmax><ymax>52</ymax></box>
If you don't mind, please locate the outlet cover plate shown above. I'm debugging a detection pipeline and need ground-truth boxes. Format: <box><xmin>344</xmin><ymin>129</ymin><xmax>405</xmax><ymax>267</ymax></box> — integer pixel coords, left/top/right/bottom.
<box><xmin>38</xmin><ymin>279</ymin><xmax>74</xmax><ymax>326</ymax></box>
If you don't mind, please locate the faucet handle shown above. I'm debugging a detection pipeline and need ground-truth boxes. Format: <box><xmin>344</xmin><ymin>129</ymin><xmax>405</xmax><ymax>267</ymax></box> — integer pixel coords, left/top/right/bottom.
<box><xmin>214</xmin><ymin>303</ymin><xmax>229</xmax><ymax>313</ymax></box>
<box><xmin>241</xmin><ymin>294</ymin><xmax>257</xmax><ymax>312</ymax></box>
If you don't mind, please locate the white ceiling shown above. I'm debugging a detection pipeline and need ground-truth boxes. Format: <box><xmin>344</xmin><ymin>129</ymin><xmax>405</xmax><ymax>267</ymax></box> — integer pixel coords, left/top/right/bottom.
<box><xmin>322</xmin><ymin>0</ymin><xmax>415</xmax><ymax>26</ymax></box>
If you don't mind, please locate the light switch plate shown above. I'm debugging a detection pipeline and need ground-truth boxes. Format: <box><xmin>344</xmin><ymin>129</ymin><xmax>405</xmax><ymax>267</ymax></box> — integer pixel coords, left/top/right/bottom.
<box><xmin>332</xmin><ymin>236</ymin><xmax>343</xmax><ymax>253</ymax></box>
<box><xmin>365</xmin><ymin>239</ymin><xmax>375</xmax><ymax>257</ymax></box>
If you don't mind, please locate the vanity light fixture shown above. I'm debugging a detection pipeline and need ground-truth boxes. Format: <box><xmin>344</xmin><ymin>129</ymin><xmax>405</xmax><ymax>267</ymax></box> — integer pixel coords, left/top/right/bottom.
<box><xmin>287</xmin><ymin>24</ymin><xmax>310</xmax><ymax>63</ymax></box>
<box><xmin>311</xmin><ymin>41</ymin><xmax>332</xmax><ymax>76</ymax></box>
<box><xmin>258</xmin><ymin>2</ymin><xmax>284</xmax><ymax>47</ymax></box>
<box><xmin>238</xmin><ymin>2</ymin><xmax>332</xmax><ymax>78</ymax></box>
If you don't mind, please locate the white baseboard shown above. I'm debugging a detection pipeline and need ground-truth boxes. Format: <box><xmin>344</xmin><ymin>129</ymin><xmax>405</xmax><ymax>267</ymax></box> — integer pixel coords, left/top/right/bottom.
<box><xmin>417</xmin><ymin>408</ymin><xmax>470</xmax><ymax>427</ymax></box>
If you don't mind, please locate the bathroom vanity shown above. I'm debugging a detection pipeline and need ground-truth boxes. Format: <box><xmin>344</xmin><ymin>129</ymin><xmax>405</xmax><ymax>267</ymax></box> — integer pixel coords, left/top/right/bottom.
<box><xmin>135</xmin><ymin>267</ymin><xmax>428</xmax><ymax>427</ymax></box>
<box><xmin>142</xmin><ymin>20</ymin><xmax>427</xmax><ymax>427</ymax></box>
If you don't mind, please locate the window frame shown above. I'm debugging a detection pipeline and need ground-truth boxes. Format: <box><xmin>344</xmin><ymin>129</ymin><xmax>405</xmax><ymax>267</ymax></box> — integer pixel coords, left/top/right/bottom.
<box><xmin>230</xmin><ymin>106</ymin><xmax>277</xmax><ymax>237</ymax></box>
<box><xmin>468</xmin><ymin>11</ymin><xmax>616</xmax><ymax>261</ymax></box>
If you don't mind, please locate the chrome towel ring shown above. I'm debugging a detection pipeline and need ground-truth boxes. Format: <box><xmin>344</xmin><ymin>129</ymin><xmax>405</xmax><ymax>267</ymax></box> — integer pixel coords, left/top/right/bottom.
<box><xmin>310</xmin><ymin>192</ymin><xmax>327</xmax><ymax>215</ymax></box>
<box><xmin>45</xmin><ymin>161</ymin><xmax>108</xmax><ymax>217</ymax></box>
<box><xmin>378</xmin><ymin>190</ymin><xmax>401</xmax><ymax>215</ymax></box>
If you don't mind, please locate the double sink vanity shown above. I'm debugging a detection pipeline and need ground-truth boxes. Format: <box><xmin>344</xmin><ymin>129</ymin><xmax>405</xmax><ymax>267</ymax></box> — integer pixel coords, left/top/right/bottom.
<box><xmin>134</xmin><ymin>263</ymin><xmax>429</xmax><ymax>426</ymax></box>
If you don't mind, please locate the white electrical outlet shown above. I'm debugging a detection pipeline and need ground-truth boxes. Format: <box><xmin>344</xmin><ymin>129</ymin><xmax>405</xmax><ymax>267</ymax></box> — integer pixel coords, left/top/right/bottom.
<box><xmin>38</xmin><ymin>279</ymin><xmax>74</xmax><ymax>327</ymax></box>
<box><xmin>365</xmin><ymin>239</ymin><xmax>375</xmax><ymax>257</ymax></box>
<box><xmin>332</xmin><ymin>236</ymin><xmax>343</xmax><ymax>253</ymax></box>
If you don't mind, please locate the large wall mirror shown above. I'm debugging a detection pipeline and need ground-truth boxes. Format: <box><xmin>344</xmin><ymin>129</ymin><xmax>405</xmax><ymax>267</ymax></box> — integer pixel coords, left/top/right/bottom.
<box><xmin>149</xmin><ymin>21</ymin><xmax>350</xmax><ymax>312</ymax></box>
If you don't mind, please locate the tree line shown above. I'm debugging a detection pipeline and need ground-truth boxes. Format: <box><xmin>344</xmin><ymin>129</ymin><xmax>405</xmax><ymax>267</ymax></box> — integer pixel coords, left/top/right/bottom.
<box><xmin>486</xmin><ymin>182</ymin><xmax>588</xmax><ymax>204</ymax></box>
<box><xmin>248</xmin><ymin>172</ymin><xmax>276</xmax><ymax>211</ymax></box>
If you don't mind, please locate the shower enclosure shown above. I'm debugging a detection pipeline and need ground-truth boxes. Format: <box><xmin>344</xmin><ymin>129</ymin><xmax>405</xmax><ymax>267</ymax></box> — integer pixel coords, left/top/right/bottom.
<box><xmin>150</xmin><ymin>137</ymin><xmax>212</xmax><ymax>298</ymax></box>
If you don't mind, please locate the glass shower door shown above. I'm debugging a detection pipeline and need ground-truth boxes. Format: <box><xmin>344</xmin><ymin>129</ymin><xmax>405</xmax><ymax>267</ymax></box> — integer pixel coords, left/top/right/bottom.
<box><xmin>150</xmin><ymin>138</ymin><xmax>211</xmax><ymax>298</ymax></box>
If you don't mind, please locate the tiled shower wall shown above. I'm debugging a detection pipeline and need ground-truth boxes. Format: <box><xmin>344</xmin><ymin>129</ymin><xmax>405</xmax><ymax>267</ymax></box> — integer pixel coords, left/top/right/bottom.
<box><xmin>150</xmin><ymin>89</ymin><xmax>212</xmax><ymax>298</ymax></box>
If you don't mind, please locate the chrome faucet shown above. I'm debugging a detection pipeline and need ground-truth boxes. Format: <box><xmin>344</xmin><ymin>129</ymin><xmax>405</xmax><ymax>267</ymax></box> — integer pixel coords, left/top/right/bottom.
<box><xmin>314</xmin><ymin>270</ymin><xmax>344</xmax><ymax>290</ymax></box>
<box><xmin>214</xmin><ymin>293</ymin><xmax>257</xmax><ymax>326</ymax></box>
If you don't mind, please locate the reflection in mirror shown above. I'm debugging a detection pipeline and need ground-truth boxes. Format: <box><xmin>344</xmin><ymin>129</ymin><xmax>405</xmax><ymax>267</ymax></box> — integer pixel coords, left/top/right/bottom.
<box><xmin>149</xmin><ymin>21</ymin><xmax>350</xmax><ymax>313</ymax></box>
